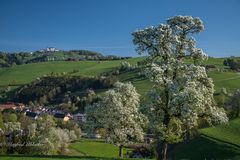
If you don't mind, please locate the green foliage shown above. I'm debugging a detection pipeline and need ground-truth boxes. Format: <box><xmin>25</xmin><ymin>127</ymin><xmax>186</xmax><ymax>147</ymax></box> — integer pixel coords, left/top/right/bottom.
<box><xmin>0</xmin><ymin>113</ymin><xmax>80</xmax><ymax>155</ymax></box>
<box><xmin>12</xmin><ymin>75</ymin><xmax>116</xmax><ymax>112</ymax></box>
<box><xmin>0</xmin><ymin>113</ymin><xmax>3</xmax><ymax>128</ymax></box>
<box><xmin>2</xmin><ymin>112</ymin><xmax>17</xmax><ymax>123</ymax></box>
<box><xmin>224</xmin><ymin>58</ymin><xmax>240</xmax><ymax>71</ymax></box>
<box><xmin>8</xmin><ymin>113</ymin><xmax>17</xmax><ymax>122</ymax></box>
<box><xmin>228</xmin><ymin>90</ymin><xmax>240</xmax><ymax>118</ymax></box>
<box><xmin>0</xmin><ymin>50</ymin><xmax>132</xmax><ymax>68</ymax></box>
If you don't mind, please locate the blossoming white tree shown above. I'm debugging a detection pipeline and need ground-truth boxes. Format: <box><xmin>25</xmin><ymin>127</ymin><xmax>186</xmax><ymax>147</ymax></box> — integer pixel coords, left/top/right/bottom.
<box><xmin>86</xmin><ymin>82</ymin><xmax>147</xmax><ymax>158</ymax></box>
<box><xmin>132</xmin><ymin>15</ymin><xmax>228</xmax><ymax>160</ymax></box>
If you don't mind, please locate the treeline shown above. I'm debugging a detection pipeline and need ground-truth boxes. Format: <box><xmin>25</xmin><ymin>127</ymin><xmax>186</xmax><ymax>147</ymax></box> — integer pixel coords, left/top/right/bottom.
<box><xmin>0</xmin><ymin>50</ymin><xmax>131</xmax><ymax>67</ymax></box>
<box><xmin>215</xmin><ymin>88</ymin><xmax>240</xmax><ymax>119</ymax></box>
<box><xmin>224</xmin><ymin>57</ymin><xmax>240</xmax><ymax>71</ymax></box>
<box><xmin>12</xmin><ymin>75</ymin><xmax>118</xmax><ymax>113</ymax></box>
<box><xmin>0</xmin><ymin>52</ymin><xmax>32</xmax><ymax>67</ymax></box>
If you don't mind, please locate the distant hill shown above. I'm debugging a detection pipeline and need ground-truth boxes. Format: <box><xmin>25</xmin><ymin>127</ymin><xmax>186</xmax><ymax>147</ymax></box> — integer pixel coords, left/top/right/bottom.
<box><xmin>0</xmin><ymin>50</ymin><xmax>131</xmax><ymax>67</ymax></box>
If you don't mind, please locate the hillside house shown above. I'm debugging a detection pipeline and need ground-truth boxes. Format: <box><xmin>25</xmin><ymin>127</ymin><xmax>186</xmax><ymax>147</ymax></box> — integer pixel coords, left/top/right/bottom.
<box><xmin>54</xmin><ymin>113</ymin><xmax>70</xmax><ymax>122</ymax></box>
<box><xmin>26</xmin><ymin>111</ymin><xmax>38</xmax><ymax>120</ymax></box>
<box><xmin>73</xmin><ymin>113</ymin><xmax>86</xmax><ymax>123</ymax></box>
<box><xmin>0</xmin><ymin>102</ymin><xmax>25</xmax><ymax>112</ymax></box>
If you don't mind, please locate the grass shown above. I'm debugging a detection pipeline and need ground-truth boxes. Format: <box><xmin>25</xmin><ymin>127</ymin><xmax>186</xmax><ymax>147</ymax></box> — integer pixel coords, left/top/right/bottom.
<box><xmin>1</xmin><ymin>57</ymin><xmax>240</xmax><ymax>105</ymax></box>
<box><xmin>208</xmin><ymin>71</ymin><xmax>240</xmax><ymax>92</ymax></box>
<box><xmin>0</xmin><ymin>139</ymin><xmax>134</xmax><ymax>160</ymax></box>
<box><xmin>0</xmin><ymin>57</ymin><xmax>142</xmax><ymax>87</ymax></box>
<box><xmin>0</xmin><ymin>57</ymin><xmax>239</xmax><ymax>93</ymax></box>
<box><xmin>0</xmin><ymin>155</ymin><xmax>133</xmax><ymax>160</ymax></box>
<box><xmin>118</xmin><ymin>66</ymin><xmax>240</xmax><ymax>96</ymax></box>
<box><xmin>0</xmin><ymin>61</ymin><xmax>117</xmax><ymax>87</ymax></box>
<box><xmin>69</xmin><ymin>139</ymin><xmax>132</xmax><ymax>158</ymax></box>
<box><xmin>169</xmin><ymin>135</ymin><xmax>240</xmax><ymax>160</ymax></box>
<box><xmin>200</xmin><ymin>118</ymin><xmax>240</xmax><ymax>146</ymax></box>
<box><xmin>170</xmin><ymin>118</ymin><xmax>240</xmax><ymax>160</ymax></box>
<box><xmin>0</xmin><ymin>57</ymin><xmax>240</xmax><ymax>159</ymax></box>
<box><xmin>118</xmin><ymin>70</ymin><xmax>152</xmax><ymax>97</ymax></box>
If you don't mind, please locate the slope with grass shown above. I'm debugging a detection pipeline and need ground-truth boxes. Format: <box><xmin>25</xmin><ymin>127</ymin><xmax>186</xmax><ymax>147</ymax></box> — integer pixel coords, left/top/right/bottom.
<box><xmin>0</xmin><ymin>57</ymin><xmax>226</xmax><ymax>87</ymax></box>
<box><xmin>170</xmin><ymin>118</ymin><xmax>240</xmax><ymax>160</ymax></box>
<box><xmin>1</xmin><ymin>57</ymin><xmax>240</xmax><ymax>101</ymax></box>
<box><xmin>69</xmin><ymin>139</ymin><xmax>132</xmax><ymax>158</ymax></box>
<box><xmin>200</xmin><ymin>118</ymin><xmax>240</xmax><ymax>146</ymax></box>
<box><xmin>208</xmin><ymin>71</ymin><xmax>240</xmax><ymax>92</ymax></box>
<box><xmin>0</xmin><ymin>58</ymin><xmax>142</xmax><ymax>87</ymax></box>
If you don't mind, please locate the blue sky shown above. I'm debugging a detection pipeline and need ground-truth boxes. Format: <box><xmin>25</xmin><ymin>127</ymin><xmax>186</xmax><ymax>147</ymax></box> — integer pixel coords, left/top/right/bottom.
<box><xmin>0</xmin><ymin>0</ymin><xmax>239</xmax><ymax>57</ymax></box>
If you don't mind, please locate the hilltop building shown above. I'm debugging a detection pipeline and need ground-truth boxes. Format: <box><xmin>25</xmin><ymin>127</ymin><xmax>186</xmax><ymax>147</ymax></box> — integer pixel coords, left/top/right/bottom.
<box><xmin>40</xmin><ymin>47</ymin><xmax>59</xmax><ymax>52</ymax></box>
<box><xmin>46</xmin><ymin>47</ymin><xmax>59</xmax><ymax>52</ymax></box>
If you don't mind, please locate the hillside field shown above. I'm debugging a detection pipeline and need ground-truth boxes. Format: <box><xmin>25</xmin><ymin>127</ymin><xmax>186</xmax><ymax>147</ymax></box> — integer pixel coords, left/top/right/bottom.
<box><xmin>0</xmin><ymin>57</ymin><xmax>240</xmax><ymax>96</ymax></box>
<box><xmin>0</xmin><ymin>57</ymin><xmax>240</xmax><ymax>159</ymax></box>
<box><xmin>170</xmin><ymin>118</ymin><xmax>240</xmax><ymax>160</ymax></box>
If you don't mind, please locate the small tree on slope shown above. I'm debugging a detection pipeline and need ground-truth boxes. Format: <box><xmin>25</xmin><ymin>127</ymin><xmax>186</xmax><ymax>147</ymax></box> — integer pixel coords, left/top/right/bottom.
<box><xmin>86</xmin><ymin>82</ymin><xmax>147</xmax><ymax>158</ymax></box>
<box><xmin>132</xmin><ymin>15</ymin><xmax>228</xmax><ymax>160</ymax></box>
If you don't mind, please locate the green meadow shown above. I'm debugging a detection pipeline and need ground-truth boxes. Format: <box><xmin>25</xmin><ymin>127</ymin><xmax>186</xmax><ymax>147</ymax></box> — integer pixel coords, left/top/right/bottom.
<box><xmin>1</xmin><ymin>57</ymin><xmax>239</xmax><ymax>93</ymax></box>
<box><xmin>170</xmin><ymin>118</ymin><xmax>240</xmax><ymax>160</ymax></box>
<box><xmin>0</xmin><ymin>57</ymin><xmax>240</xmax><ymax>159</ymax></box>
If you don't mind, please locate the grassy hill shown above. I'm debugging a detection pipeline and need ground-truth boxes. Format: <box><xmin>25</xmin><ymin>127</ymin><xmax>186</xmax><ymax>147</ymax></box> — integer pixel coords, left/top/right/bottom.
<box><xmin>200</xmin><ymin>118</ymin><xmax>240</xmax><ymax>146</ymax></box>
<box><xmin>0</xmin><ymin>58</ymin><xmax>142</xmax><ymax>86</ymax></box>
<box><xmin>170</xmin><ymin>118</ymin><xmax>240</xmax><ymax>160</ymax></box>
<box><xmin>208</xmin><ymin>71</ymin><xmax>240</xmax><ymax>92</ymax></box>
<box><xmin>1</xmin><ymin>57</ymin><xmax>239</xmax><ymax>93</ymax></box>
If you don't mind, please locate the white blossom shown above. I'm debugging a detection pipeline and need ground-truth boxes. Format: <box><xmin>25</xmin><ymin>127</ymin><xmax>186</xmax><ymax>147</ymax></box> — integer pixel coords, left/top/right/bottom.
<box><xmin>86</xmin><ymin>82</ymin><xmax>147</xmax><ymax>146</ymax></box>
<box><xmin>132</xmin><ymin>16</ymin><xmax>228</xmax><ymax>145</ymax></box>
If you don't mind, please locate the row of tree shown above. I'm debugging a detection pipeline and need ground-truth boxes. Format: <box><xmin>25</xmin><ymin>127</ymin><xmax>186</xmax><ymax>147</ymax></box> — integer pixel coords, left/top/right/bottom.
<box><xmin>11</xmin><ymin>75</ymin><xmax>117</xmax><ymax>113</ymax></box>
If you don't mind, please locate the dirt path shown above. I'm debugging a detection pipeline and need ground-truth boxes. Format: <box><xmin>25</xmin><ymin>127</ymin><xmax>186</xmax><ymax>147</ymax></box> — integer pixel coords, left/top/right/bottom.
<box><xmin>215</xmin><ymin>75</ymin><xmax>240</xmax><ymax>82</ymax></box>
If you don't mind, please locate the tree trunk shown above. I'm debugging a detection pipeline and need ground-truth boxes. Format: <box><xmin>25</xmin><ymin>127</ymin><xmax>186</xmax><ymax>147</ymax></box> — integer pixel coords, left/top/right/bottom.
<box><xmin>161</xmin><ymin>142</ymin><xmax>168</xmax><ymax>160</ymax></box>
<box><xmin>156</xmin><ymin>142</ymin><xmax>168</xmax><ymax>160</ymax></box>
<box><xmin>119</xmin><ymin>145</ymin><xmax>123</xmax><ymax>158</ymax></box>
<box><xmin>184</xmin><ymin>128</ymin><xmax>190</xmax><ymax>143</ymax></box>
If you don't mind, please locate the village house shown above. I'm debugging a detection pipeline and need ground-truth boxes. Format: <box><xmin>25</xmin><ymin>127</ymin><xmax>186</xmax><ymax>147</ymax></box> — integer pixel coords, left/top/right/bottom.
<box><xmin>0</xmin><ymin>102</ymin><xmax>25</xmax><ymax>112</ymax></box>
<box><xmin>73</xmin><ymin>113</ymin><xmax>86</xmax><ymax>123</ymax></box>
<box><xmin>54</xmin><ymin>113</ymin><xmax>70</xmax><ymax>122</ymax></box>
<box><xmin>25</xmin><ymin>111</ymin><xmax>38</xmax><ymax>120</ymax></box>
